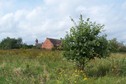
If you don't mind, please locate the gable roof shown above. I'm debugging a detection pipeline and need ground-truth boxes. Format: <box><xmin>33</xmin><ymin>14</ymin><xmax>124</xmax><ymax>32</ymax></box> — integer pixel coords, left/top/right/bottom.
<box><xmin>47</xmin><ymin>38</ymin><xmax>61</xmax><ymax>47</ymax></box>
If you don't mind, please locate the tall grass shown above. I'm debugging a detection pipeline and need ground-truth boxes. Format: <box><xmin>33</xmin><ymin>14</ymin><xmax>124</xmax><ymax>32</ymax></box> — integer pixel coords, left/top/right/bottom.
<box><xmin>0</xmin><ymin>49</ymin><xmax>126</xmax><ymax>84</ymax></box>
<box><xmin>85</xmin><ymin>53</ymin><xmax>126</xmax><ymax>77</ymax></box>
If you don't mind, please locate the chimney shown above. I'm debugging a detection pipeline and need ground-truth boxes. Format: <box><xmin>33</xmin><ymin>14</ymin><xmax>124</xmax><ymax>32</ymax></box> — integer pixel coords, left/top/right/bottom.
<box><xmin>35</xmin><ymin>39</ymin><xmax>38</xmax><ymax>45</ymax></box>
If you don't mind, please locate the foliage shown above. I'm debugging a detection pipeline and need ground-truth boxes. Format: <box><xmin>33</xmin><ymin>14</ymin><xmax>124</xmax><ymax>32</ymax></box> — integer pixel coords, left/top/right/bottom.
<box><xmin>0</xmin><ymin>37</ymin><xmax>34</xmax><ymax>49</ymax></box>
<box><xmin>0</xmin><ymin>37</ymin><xmax>23</xmax><ymax>49</ymax></box>
<box><xmin>62</xmin><ymin>15</ymin><xmax>110</xmax><ymax>69</ymax></box>
<box><xmin>21</xmin><ymin>43</ymin><xmax>34</xmax><ymax>49</ymax></box>
<box><xmin>109</xmin><ymin>38</ymin><xmax>126</xmax><ymax>52</ymax></box>
<box><xmin>0</xmin><ymin>50</ymin><xmax>126</xmax><ymax>84</ymax></box>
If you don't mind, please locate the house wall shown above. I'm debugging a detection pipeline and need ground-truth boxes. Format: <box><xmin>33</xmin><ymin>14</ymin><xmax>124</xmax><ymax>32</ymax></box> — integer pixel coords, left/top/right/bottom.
<box><xmin>41</xmin><ymin>39</ymin><xmax>54</xmax><ymax>49</ymax></box>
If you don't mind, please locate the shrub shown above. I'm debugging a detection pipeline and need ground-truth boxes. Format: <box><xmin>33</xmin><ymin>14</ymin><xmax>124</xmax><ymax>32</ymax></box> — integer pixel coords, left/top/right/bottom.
<box><xmin>62</xmin><ymin>15</ymin><xmax>110</xmax><ymax>70</ymax></box>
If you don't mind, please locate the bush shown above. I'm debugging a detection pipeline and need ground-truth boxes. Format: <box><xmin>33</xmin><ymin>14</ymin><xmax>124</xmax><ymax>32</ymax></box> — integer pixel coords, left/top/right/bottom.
<box><xmin>62</xmin><ymin>15</ymin><xmax>110</xmax><ymax>70</ymax></box>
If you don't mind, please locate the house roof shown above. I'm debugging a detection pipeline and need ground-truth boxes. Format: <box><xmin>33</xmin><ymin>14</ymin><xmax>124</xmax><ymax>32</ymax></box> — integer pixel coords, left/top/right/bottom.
<box><xmin>47</xmin><ymin>38</ymin><xmax>61</xmax><ymax>47</ymax></box>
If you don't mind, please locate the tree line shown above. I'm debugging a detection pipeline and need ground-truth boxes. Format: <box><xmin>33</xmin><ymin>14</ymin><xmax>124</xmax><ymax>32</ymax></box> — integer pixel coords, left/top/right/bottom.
<box><xmin>0</xmin><ymin>36</ymin><xmax>126</xmax><ymax>52</ymax></box>
<box><xmin>109</xmin><ymin>38</ymin><xmax>126</xmax><ymax>52</ymax></box>
<box><xmin>0</xmin><ymin>37</ymin><xmax>34</xmax><ymax>49</ymax></box>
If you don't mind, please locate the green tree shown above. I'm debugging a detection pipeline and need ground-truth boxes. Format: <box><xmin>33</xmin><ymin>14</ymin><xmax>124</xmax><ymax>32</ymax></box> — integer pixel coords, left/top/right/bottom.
<box><xmin>62</xmin><ymin>15</ymin><xmax>110</xmax><ymax>70</ymax></box>
<box><xmin>0</xmin><ymin>37</ymin><xmax>23</xmax><ymax>49</ymax></box>
<box><xmin>21</xmin><ymin>43</ymin><xmax>34</xmax><ymax>49</ymax></box>
<box><xmin>109</xmin><ymin>38</ymin><xmax>126</xmax><ymax>52</ymax></box>
<box><xmin>109</xmin><ymin>38</ymin><xmax>120</xmax><ymax>52</ymax></box>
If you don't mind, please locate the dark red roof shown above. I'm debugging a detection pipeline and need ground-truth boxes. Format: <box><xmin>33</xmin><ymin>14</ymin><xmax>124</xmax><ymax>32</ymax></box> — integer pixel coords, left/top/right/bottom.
<box><xmin>47</xmin><ymin>38</ymin><xmax>61</xmax><ymax>47</ymax></box>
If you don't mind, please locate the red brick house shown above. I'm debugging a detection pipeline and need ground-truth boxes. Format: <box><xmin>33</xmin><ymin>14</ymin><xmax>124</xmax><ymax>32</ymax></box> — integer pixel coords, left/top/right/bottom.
<box><xmin>42</xmin><ymin>38</ymin><xmax>61</xmax><ymax>49</ymax></box>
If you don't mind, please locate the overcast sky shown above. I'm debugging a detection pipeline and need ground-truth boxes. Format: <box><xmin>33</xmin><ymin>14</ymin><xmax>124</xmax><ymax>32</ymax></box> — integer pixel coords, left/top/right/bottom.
<box><xmin>0</xmin><ymin>0</ymin><xmax>126</xmax><ymax>44</ymax></box>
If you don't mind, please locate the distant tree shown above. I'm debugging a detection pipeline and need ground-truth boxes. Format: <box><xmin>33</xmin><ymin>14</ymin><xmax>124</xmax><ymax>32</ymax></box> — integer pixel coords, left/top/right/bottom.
<box><xmin>109</xmin><ymin>38</ymin><xmax>120</xmax><ymax>52</ymax></box>
<box><xmin>109</xmin><ymin>38</ymin><xmax>126</xmax><ymax>52</ymax></box>
<box><xmin>21</xmin><ymin>43</ymin><xmax>34</xmax><ymax>49</ymax></box>
<box><xmin>62</xmin><ymin>15</ymin><xmax>110</xmax><ymax>70</ymax></box>
<box><xmin>0</xmin><ymin>37</ymin><xmax>23</xmax><ymax>49</ymax></box>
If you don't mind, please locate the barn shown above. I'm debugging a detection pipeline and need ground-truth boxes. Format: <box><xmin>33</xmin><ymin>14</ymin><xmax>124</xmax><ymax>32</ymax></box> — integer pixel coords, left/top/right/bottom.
<box><xmin>41</xmin><ymin>38</ymin><xmax>61</xmax><ymax>49</ymax></box>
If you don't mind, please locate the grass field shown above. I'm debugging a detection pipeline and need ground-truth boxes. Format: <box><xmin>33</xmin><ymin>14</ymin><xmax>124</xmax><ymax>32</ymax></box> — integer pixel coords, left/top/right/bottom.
<box><xmin>0</xmin><ymin>49</ymin><xmax>126</xmax><ymax>84</ymax></box>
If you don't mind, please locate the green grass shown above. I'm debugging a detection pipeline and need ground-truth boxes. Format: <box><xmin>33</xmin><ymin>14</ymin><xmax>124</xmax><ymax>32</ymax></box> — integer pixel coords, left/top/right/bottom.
<box><xmin>0</xmin><ymin>49</ymin><xmax>126</xmax><ymax>84</ymax></box>
<box><xmin>85</xmin><ymin>53</ymin><xmax>126</xmax><ymax>77</ymax></box>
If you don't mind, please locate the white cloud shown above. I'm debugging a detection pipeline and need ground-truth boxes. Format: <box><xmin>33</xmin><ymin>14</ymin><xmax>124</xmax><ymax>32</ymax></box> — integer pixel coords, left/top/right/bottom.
<box><xmin>0</xmin><ymin>0</ymin><xmax>126</xmax><ymax>44</ymax></box>
<box><xmin>26</xmin><ymin>7</ymin><xmax>42</xmax><ymax>20</ymax></box>
<box><xmin>0</xmin><ymin>4</ymin><xmax>72</xmax><ymax>44</ymax></box>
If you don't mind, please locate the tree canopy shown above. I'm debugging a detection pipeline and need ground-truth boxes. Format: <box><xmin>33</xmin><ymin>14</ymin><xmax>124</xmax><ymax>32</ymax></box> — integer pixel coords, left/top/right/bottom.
<box><xmin>62</xmin><ymin>15</ymin><xmax>110</xmax><ymax>69</ymax></box>
<box><xmin>0</xmin><ymin>37</ymin><xmax>34</xmax><ymax>49</ymax></box>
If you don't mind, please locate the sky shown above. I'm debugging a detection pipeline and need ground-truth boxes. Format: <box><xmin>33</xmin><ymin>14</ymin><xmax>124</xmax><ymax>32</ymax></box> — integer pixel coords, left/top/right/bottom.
<box><xmin>0</xmin><ymin>0</ymin><xmax>126</xmax><ymax>44</ymax></box>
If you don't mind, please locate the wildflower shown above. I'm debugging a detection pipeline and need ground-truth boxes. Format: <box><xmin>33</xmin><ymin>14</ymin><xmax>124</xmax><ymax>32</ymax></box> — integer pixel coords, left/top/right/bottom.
<box><xmin>83</xmin><ymin>77</ymin><xmax>88</xmax><ymax>81</ymax></box>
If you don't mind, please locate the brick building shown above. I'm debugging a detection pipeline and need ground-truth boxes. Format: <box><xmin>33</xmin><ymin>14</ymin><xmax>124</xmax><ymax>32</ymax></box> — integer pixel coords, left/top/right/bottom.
<box><xmin>41</xmin><ymin>38</ymin><xmax>61</xmax><ymax>49</ymax></box>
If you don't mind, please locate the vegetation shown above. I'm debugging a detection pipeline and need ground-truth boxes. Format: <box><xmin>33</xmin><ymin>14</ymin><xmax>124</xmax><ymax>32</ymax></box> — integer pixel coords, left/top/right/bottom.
<box><xmin>109</xmin><ymin>38</ymin><xmax>126</xmax><ymax>52</ymax></box>
<box><xmin>0</xmin><ymin>15</ymin><xmax>126</xmax><ymax>84</ymax></box>
<box><xmin>0</xmin><ymin>49</ymin><xmax>126</xmax><ymax>84</ymax></box>
<box><xmin>62</xmin><ymin>15</ymin><xmax>110</xmax><ymax>70</ymax></box>
<box><xmin>0</xmin><ymin>37</ymin><xmax>34</xmax><ymax>49</ymax></box>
